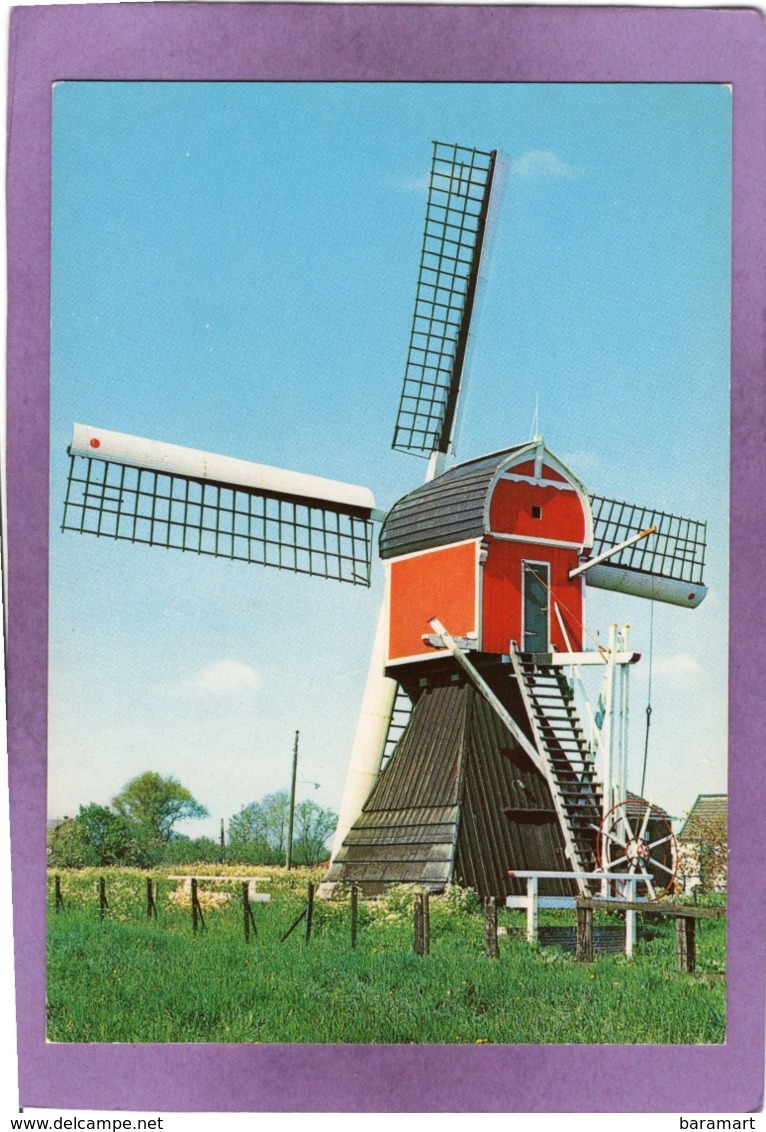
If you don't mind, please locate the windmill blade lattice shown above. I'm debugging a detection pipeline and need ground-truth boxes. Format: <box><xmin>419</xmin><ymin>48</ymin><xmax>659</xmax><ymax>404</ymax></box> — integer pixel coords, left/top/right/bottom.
<box><xmin>392</xmin><ymin>141</ymin><xmax>497</xmax><ymax>458</ymax></box>
<box><xmin>63</xmin><ymin>426</ymin><xmax>376</xmax><ymax>586</ymax></box>
<box><xmin>587</xmin><ymin>494</ymin><xmax>707</xmax><ymax>607</ymax></box>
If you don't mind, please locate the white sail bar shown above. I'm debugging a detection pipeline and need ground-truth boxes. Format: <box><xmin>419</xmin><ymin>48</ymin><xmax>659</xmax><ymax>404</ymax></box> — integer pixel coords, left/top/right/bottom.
<box><xmin>569</xmin><ymin>526</ymin><xmax>656</xmax><ymax>580</ymax></box>
<box><xmin>539</xmin><ymin>650</ymin><xmax>640</xmax><ymax>667</ymax></box>
<box><xmin>70</xmin><ymin>424</ymin><xmax>381</xmax><ymax>518</ymax></box>
<box><xmin>585</xmin><ymin>565</ymin><xmax>708</xmax><ymax>609</ymax></box>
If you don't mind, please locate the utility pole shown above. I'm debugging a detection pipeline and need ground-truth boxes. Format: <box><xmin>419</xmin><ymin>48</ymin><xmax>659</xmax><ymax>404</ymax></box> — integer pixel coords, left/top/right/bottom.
<box><xmin>286</xmin><ymin>730</ymin><xmax>299</xmax><ymax>870</ymax></box>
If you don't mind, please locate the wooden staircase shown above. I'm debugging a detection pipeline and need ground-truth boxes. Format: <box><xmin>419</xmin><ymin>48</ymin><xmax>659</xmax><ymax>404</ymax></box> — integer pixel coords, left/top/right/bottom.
<box><xmin>379</xmin><ymin>683</ymin><xmax>413</xmax><ymax>773</ymax></box>
<box><xmin>510</xmin><ymin>646</ymin><xmax>603</xmax><ymax>892</ymax></box>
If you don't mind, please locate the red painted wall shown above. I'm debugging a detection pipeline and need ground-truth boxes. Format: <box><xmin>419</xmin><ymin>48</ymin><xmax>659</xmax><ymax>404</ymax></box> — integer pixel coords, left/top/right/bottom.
<box><xmin>385</xmin><ymin>455</ymin><xmax>590</xmax><ymax>664</ymax></box>
<box><xmin>481</xmin><ymin>538</ymin><xmax>585</xmax><ymax>654</ymax></box>
<box><xmin>388</xmin><ymin>541</ymin><xmax>478</xmax><ymax>663</ymax></box>
<box><xmin>489</xmin><ymin>473</ymin><xmax>586</xmax><ymax>544</ymax></box>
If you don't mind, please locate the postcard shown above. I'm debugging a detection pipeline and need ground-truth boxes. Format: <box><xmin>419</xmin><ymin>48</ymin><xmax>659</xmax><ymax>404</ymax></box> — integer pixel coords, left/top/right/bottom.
<box><xmin>5</xmin><ymin>1</ymin><xmax>766</xmax><ymax>1115</ymax></box>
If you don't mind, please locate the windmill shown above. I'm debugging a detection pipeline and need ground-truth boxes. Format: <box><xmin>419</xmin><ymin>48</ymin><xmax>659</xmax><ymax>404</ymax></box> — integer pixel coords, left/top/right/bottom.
<box><xmin>61</xmin><ymin>141</ymin><xmax>708</xmax><ymax>900</ymax></box>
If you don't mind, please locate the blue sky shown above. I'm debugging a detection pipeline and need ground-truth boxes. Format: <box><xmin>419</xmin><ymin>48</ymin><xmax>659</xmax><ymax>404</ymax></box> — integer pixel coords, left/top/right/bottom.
<box><xmin>49</xmin><ymin>82</ymin><xmax>731</xmax><ymax>837</ymax></box>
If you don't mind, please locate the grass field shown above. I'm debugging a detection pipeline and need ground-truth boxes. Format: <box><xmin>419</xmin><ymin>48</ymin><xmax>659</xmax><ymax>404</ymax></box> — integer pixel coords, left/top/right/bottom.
<box><xmin>46</xmin><ymin>866</ymin><xmax>726</xmax><ymax>1045</ymax></box>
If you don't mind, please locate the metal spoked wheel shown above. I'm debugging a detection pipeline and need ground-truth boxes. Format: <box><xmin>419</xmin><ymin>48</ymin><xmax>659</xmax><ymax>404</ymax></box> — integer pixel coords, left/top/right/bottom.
<box><xmin>596</xmin><ymin>799</ymin><xmax>678</xmax><ymax>900</ymax></box>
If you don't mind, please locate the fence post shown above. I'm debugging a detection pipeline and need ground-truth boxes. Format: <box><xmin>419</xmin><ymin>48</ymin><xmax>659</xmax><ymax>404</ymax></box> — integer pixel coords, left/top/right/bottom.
<box><xmin>484</xmin><ymin>897</ymin><xmax>499</xmax><ymax>959</ymax></box>
<box><xmin>55</xmin><ymin>875</ymin><xmax>64</xmax><ymax>913</ymax></box>
<box><xmin>242</xmin><ymin>881</ymin><xmax>258</xmax><ymax>943</ymax></box>
<box><xmin>280</xmin><ymin>907</ymin><xmax>307</xmax><ymax>943</ymax></box>
<box><xmin>242</xmin><ymin>882</ymin><xmax>250</xmax><ymax>943</ymax></box>
<box><xmin>413</xmin><ymin>893</ymin><xmax>423</xmax><ymax>955</ymax></box>
<box><xmin>98</xmin><ymin>877</ymin><xmax>108</xmax><ymax>920</ymax></box>
<box><xmin>305</xmin><ymin>882</ymin><xmax>315</xmax><ymax>944</ymax></box>
<box><xmin>190</xmin><ymin>878</ymin><xmax>205</xmax><ymax>933</ymax></box>
<box><xmin>351</xmin><ymin>885</ymin><xmax>358</xmax><ymax>950</ymax></box>
<box><xmin>146</xmin><ymin>877</ymin><xmax>158</xmax><ymax>919</ymax></box>
<box><xmin>414</xmin><ymin>891</ymin><xmax>430</xmax><ymax>956</ymax></box>
<box><xmin>676</xmin><ymin>915</ymin><xmax>696</xmax><ymax>973</ymax></box>
<box><xmin>576</xmin><ymin>902</ymin><xmax>594</xmax><ymax>962</ymax></box>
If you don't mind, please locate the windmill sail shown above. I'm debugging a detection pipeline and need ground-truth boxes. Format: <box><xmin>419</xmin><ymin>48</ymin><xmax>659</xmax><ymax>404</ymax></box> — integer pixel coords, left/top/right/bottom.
<box><xmin>585</xmin><ymin>494</ymin><xmax>708</xmax><ymax>608</ymax></box>
<box><xmin>63</xmin><ymin>424</ymin><xmax>379</xmax><ymax>586</ymax></box>
<box><xmin>328</xmin><ymin>141</ymin><xmax>499</xmax><ymax>873</ymax></box>
<box><xmin>392</xmin><ymin>142</ymin><xmax>497</xmax><ymax>459</ymax></box>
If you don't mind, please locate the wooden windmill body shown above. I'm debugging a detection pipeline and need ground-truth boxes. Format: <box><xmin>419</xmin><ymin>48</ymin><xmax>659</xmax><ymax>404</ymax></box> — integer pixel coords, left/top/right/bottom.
<box><xmin>62</xmin><ymin>142</ymin><xmax>707</xmax><ymax>898</ymax></box>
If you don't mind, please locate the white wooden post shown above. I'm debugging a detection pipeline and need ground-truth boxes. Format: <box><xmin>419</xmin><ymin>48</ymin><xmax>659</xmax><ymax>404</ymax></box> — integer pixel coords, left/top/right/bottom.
<box><xmin>625</xmin><ymin>876</ymin><xmax>637</xmax><ymax>957</ymax></box>
<box><xmin>527</xmin><ymin>876</ymin><xmax>539</xmax><ymax>943</ymax></box>
<box><xmin>600</xmin><ymin>624</ymin><xmax>618</xmax><ymax>894</ymax></box>
<box><xmin>617</xmin><ymin>624</ymin><xmax>630</xmax><ymax>821</ymax></box>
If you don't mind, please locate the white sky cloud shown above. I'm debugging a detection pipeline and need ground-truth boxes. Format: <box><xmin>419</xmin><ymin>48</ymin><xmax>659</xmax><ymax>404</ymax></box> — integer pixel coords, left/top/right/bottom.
<box><xmin>174</xmin><ymin>659</ymin><xmax>262</xmax><ymax>696</ymax></box>
<box><xmin>509</xmin><ymin>149</ymin><xmax>580</xmax><ymax>180</ymax></box>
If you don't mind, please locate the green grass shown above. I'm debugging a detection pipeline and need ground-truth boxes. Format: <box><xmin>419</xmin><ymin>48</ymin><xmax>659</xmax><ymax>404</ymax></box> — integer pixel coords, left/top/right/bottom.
<box><xmin>46</xmin><ymin>868</ymin><xmax>726</xmax><ymax>1045</ymax></box>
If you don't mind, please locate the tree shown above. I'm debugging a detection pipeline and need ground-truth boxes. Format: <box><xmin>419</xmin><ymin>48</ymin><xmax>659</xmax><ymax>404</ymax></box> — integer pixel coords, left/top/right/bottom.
<box><xmin>162</xmin><ymin>834</ymin><xmax>221</xmax><ymax>866</ymax></box>
<box><xmin>227</xmin><ymin>791</ymin><xmax>290</xmax><ymax>864</ymax></box>
<box><xmin>112</xmin><ymin>772</ymin><xmax>208</xmax><ymax>846</ymax></box>
<box><xmin>76</xmin><ymin>802</ymin><xmax>147</xmax><ymax>865</ymax></box>
<box><xmin>695</xmin><ymin>812</ymin><xmax>728</xmax><ymax>892</ymax></box>
<box><xmin>228</xmin><ymin>802</ymin><xmax>274</xmax><ymax>864</ymax></box>
<box><xmin>291</xmin><ymin>798</ymin><xmax>337</xmax><ymax>866</ymax></box>
<box><xmin>48</xmin><ymin>803</ymin><xmax>148</xmax><ymax>868</ymax></box>
<box><xmin>227</xmin><ymin>791</ymin><xmax>336</xmax><ymax>866</ymax></box>
<box><xmin>47</xmin><ymin>814</ymin><xmax>95</xmax><ymax>869</ymax></box>
<box><xmin>260</xmin><ymin>791</ymin><xmax>290</xmax><ymax>856</ymax></box>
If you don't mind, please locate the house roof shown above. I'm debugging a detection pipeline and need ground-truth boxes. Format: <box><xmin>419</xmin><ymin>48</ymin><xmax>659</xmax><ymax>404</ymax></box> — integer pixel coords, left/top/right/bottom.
<box><xmin>678</xmin><ymin>794</ymin><xmax>728</xmax><ymax>841</ymax></box>
<box><xmin>379</xmin><ymin>443</ymin><xmax>530</xmax><ymax>560</ymax></box>
<box><xmin>624</xmin><ymin>790</ymin><xmax>672</xmax><ymax>823</ymax></box>
<box><xmin>380</xmin><ymin>437</ymin><xmax>596</xmax><ymax>561</ymax></box>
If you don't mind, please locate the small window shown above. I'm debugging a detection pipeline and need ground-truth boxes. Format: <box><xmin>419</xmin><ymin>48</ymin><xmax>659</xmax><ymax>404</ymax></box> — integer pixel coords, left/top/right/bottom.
<box><xmin>532</xmin><ymin>505</ymin><xmax>543</xmax><ymax>520</ymax></box>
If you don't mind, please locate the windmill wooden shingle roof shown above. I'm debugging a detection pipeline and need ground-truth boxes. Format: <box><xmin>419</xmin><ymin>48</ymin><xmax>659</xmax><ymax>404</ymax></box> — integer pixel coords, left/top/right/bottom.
<box><xmin>379</xmin><ymin>443</ymin><xmax>531</xmax><ymax>559</ymax></box>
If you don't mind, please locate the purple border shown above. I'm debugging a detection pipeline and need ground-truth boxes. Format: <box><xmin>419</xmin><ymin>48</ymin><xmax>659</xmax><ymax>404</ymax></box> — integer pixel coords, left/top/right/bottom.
<box><xmin>7</xmin><ymin>2</ymin><xmax>765</xmax><ymax>1113</ymax></box>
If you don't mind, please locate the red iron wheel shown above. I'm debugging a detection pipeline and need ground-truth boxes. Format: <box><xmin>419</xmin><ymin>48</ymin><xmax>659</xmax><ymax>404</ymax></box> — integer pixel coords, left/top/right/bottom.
<box><xmin>596</xmin><ymin>799</ymin><xmax>678</xmax><ymax>900</ymax></box>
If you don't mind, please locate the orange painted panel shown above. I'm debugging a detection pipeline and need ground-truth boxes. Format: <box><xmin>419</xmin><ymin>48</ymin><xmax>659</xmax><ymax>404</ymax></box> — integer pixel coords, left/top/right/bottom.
<box><xmin>489</xmin><ymin>477</ymin><xmax>586</xmax><ymax>542</ymax></box>
<box><xmin>388</xmin><ymin>541</ymin><xmax>477</xmax><ymax>662</ymax></box>
<box><xmin>481</xmin><ymin>538</ymin><xmax>585</xmax><ymax>655</ymax></box>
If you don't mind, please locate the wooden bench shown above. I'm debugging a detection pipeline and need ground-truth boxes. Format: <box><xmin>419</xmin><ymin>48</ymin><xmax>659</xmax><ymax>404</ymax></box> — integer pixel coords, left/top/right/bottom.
<box><xmin>168</xmin><ymin>875</ymin><xmax>271</xmax><ymax>902</ymax></box>
<box><xmin>575</xmin><ymin>896</ymin><xmax>725</xmax><ymax>971</ymax></box>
